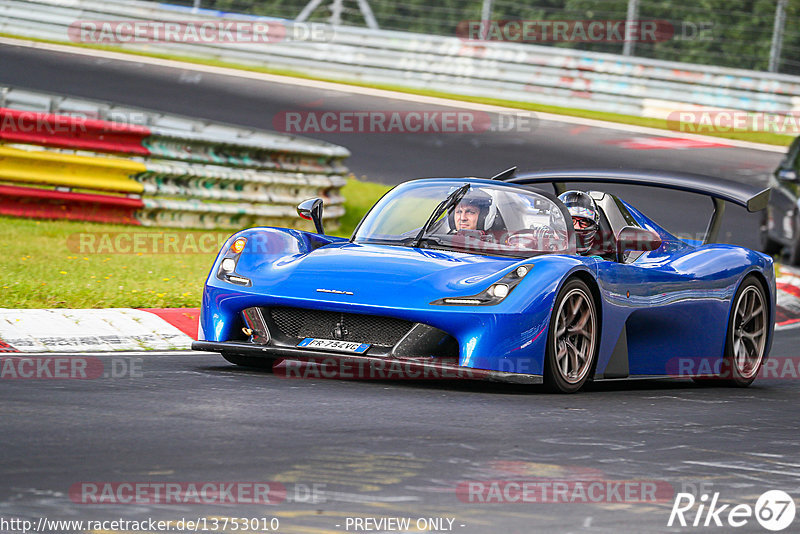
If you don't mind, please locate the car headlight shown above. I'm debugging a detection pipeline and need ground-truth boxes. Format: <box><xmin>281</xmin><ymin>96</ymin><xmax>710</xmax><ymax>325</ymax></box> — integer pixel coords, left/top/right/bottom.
<box><xmin>490</xmin><ymin>283</ymin><xmax>509</xmax><ymax>299</ymax></box>
<box><xmin>221</xmin><ymin>258</ymin><xmax>236</xmax><ymax>272</ymax></box>
<box><xmin>231</xmin><ymin>237</ymin><xmax>247</xmax><ymax>254</ymax></box>
<box><xmin>216</xmin><ymin>237</ymin><xmax>252</xmax><ymax>286</ymax></box>
<box><xmin>431</xmin><ymin>265</ymin><xmax>530</xmax><ymax>306</ymax></box>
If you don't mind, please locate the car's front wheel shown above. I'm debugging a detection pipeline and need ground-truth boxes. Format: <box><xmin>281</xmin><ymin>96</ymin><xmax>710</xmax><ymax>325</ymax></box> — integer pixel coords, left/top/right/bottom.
<box><xmin>544</xmin><ymin>278</ymin><xmax>599</xmax><ymax>393</ymax></box>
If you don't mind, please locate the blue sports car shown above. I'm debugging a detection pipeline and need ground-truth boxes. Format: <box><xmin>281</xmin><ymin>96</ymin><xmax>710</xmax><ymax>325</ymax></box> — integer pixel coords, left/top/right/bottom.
<box><xmin>192</xmin><ymin>169</ymin><xmax>775</xmax><ymax>393</ymax></box>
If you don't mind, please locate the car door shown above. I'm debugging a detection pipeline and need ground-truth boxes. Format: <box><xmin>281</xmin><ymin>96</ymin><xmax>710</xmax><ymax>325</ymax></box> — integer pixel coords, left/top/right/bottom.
<box><xmin>595</xmin><ymin>236</ymin><xmax>729</xmax><ymax>377</ymax></box>
<box><xmin>768</xmin><ymin>136</ymin><xmax>800</xmax><ymax>245</ymax></box>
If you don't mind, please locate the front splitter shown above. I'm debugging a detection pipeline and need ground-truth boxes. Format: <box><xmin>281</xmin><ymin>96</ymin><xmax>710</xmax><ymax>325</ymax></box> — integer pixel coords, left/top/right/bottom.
<box><xmin>192</xmin><ymin>340</ymin><xmax>543</xmax><ymax>384</ymax></box>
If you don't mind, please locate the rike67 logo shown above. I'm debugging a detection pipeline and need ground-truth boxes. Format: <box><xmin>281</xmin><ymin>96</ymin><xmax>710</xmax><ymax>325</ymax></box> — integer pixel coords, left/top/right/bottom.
<box><xmin>669</xmin><ymin>490</ymin><xmax>796</xmax><ymax>531</ymax></box>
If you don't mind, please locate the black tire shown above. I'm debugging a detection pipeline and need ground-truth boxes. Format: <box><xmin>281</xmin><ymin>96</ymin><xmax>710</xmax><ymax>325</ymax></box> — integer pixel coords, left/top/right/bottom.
<box><xmin>543</xmin><ymin>278</ymin><xmax>599</xmax><ymax>393</ymax></box>
<box><xmin>715</xmin><ymin>276</ymin><xmax>770</xmax><ymax>387</ymax></box>
<box><xmin>221</xmin><ymin>353</ymin><xmax>278</xmax><ymax>372</ymax></box>
<box><xmin>759</xmin><ymin>214</ymin><xmax>782</xmax><ymax>256</ymax></box>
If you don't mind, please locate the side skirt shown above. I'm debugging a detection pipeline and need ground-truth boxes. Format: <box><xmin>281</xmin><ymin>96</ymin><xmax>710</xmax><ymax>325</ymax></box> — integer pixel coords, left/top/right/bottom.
<box><xmin>600</xmin><ymin>323</ymin><xmax>630</xmax><ymax>379</ymax></box>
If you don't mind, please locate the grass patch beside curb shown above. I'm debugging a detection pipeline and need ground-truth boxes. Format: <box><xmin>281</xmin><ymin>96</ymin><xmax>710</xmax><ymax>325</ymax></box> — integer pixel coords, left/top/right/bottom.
<box><xmin>0</xmin><ymin>178</ymin><xmax>391</xmax><ymax>309</ymax></box>
<box><xmin>338</xmin><ymin>178</ymin><xmax>391</xmax><ymax>234</ymax></box>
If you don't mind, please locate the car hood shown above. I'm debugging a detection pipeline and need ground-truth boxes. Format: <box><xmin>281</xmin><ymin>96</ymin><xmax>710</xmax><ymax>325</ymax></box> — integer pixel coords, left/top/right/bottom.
<box><xmin>235</xmin><ymin>242</ymin><xmax>524</xmax><ymax>307</ymax></box>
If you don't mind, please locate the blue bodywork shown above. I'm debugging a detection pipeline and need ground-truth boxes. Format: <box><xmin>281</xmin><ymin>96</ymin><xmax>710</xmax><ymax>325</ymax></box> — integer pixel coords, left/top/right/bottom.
<box><xmin>197</xmin><ymin>178</ymin><xmax>776</xmax><ymax>380</ymax></box>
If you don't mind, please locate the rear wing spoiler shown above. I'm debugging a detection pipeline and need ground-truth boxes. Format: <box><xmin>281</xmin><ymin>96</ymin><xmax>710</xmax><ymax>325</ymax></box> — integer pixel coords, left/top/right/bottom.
<box><xmin>500</xmin><ymin>169</ymin><xmax>770</xmax><ymax>245</ymax></box>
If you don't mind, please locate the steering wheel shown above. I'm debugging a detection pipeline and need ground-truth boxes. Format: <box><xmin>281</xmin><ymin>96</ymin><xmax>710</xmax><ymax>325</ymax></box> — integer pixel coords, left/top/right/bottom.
<box><xmin>505</xmin><ymin>226</ymin><xmax>556</xmax><ymax>249</ymax></box>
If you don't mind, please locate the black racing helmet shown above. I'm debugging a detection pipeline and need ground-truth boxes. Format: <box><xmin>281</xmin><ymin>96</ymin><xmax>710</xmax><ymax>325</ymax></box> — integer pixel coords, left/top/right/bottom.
<box><xmin>558</xmin><ymin>190</ymin><xmax>599</xmax><ymax>253</ymax></box>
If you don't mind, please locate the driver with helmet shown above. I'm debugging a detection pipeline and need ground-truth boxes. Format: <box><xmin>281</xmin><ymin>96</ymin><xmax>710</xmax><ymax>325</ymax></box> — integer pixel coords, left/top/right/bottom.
<box><xmin>558</xmin><ymin>190</ymin><xmax>600</xmax><ymax>255</ymax></box>
<box><xmin>450</xmin><ymin>189</ymin><xmax>497</xmax><ymax>232</ymax></box>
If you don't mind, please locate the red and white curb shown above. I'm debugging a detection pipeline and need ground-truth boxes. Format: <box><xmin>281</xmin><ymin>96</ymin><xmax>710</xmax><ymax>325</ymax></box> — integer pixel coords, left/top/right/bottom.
<box><xmin>0</xmin><ymin>270</ymin><xmax>798</xmax><ymax>354</ymax></box>
<box><xmin>603</xmin><ymin>136</ymin><xmax>733</xmax><ymax>150</ymax></box>
<box><xmin>776</xmin><ymin>265</ymin><xmax>800</xmax><ymax>331</ymax></box>
<box><xmin>0</xmin><ymin>308</ymin><xmax>198</xmax><ymax>352</ymax></box>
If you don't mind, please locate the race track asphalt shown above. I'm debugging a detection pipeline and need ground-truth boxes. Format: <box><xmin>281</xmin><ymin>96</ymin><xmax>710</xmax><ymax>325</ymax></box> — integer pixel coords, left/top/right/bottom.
<box><xmin>2</xmin><ymin>340</ymin><xmax>798</xmax><ymax>533</ymax></box>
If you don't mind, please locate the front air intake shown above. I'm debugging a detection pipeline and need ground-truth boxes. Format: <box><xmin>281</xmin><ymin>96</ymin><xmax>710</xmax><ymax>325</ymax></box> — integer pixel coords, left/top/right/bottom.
<box><xmin>268</xmin><ymin>307</ymin><xmax>415</xmax><ymax>347</ymax></box>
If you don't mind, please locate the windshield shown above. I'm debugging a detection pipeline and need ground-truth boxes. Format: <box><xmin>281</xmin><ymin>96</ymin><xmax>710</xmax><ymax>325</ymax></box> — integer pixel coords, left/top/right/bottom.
<box><xmin>353</xmin><ymin>180</ymin><xmax>571</xmax><ymax>257</ymax></box>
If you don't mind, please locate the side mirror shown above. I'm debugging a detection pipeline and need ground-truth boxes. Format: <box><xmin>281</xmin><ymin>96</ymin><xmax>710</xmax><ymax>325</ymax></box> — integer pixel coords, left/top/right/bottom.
<box><xmin>778</xmin><ymin>168</ymin><xmax>798</xmax><ymax>182</ymax></box>
<box><xmin>297</xmin><ymin>198</ymin><xmax>324</xmax><ymax>234</ymax></box>
<box><xmin>617</xmin><ymin>226</ymin><xmax>662</xmax><ymax>253</ymax></box>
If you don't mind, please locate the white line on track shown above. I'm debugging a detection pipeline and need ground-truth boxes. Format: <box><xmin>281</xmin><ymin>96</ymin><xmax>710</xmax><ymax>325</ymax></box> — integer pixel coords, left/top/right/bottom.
<box><xmin>684</xmin><ymin>461</ymin><xmax>800</xmax><ymax>478</ymax></box>
<box><xmin>0</xmin><ymin>36</ymin><xmax>786</xmax><ymax>153</ymax></box>
<box><xmin>317</xmin><ymin>491</ymin><xmax>419</xmax><ymax>503</ymax></box>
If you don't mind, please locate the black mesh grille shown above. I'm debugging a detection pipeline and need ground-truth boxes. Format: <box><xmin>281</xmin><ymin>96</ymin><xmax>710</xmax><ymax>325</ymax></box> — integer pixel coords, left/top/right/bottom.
<box><xmin>268</xmin><ymin>307</ymin><xmax>414</xmax><ymax>347</ymax></box>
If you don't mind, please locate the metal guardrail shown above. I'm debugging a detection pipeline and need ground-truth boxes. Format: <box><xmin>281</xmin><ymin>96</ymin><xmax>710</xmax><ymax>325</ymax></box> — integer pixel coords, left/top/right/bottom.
<box><xmin>1</xmin><ymin>0</ymin><xmax>800</xmax><ymax>122</ymax></box>
<box><xmin>0</xmin><ymin>145</ymin><xmax>145</xmax><ymax>192</ymax></box>
<box><xmin>0</xmin><ymin>85</ymin><xmax>349</xmax><ymax>229</ymax></box>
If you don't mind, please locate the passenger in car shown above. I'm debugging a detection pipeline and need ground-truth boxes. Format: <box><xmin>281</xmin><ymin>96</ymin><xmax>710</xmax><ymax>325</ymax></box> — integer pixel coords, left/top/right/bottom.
<box><xmin>558</xmin><ymin>190</ymin><xmax>600</xmax><ymax>255</ymax></box>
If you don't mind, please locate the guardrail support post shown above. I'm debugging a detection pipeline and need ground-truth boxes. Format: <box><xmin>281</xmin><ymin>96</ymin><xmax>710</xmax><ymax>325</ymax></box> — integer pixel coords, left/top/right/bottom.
<box><xmin>623</xmin><ymin>0</ymin><xmax>639</xmax><ymax>57</ymax></box>
<box><xmin>297</xmin><ymin>0</ymin><xmax>325</xmax><ymax>22</ymax></box>
<box><xmin>330</xmin><ymin>0</ymin><xmax>343</xmax><ymax>26</ymax></box>
<box><xmin>355</xmin><ymin>0</ymin><xmax>379</xmax><ymax>29</ymax></box>
<box><xmin>769</xmin><ymin>0</ymin><xmax>788</xmax><ymax>73</ymax></box>
<box><xmin>298</xmin><ymin>0</ymin><xmax>378</xmax><ymax>29</ymax></box>
<box><xmin>480</xmin><ymin>0</ymin><xmax>494</xmax><ymax>40</ymax></box>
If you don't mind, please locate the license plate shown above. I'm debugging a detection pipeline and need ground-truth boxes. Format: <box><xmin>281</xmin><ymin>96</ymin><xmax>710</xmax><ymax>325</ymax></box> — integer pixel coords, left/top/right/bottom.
<box><xmin>297</xmin><ymin>338</ymin><xmax>371</xmax><ymax>354</ymax></box>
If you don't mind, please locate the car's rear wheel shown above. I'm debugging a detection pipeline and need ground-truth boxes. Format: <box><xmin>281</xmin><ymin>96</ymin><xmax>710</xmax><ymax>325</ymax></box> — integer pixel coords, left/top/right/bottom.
<box><xmin>544</xmin><ymin>278</ymin><xmax>598</xmax><ymax>393</ymax></box>
<box><xmin>221</xmin><ymin>353</ymin><xmax>278</xmax><ymax>372</ymax></box>
<box><xmin>717</xmin><ymin>277</ymin><xmax>769</xmax><ymax>387</ymax></box>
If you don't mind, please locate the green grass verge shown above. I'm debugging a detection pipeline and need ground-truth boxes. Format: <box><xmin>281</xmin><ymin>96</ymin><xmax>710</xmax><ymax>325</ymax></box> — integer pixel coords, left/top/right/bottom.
<box><xmin>2</xmin><ymin>32</ymin><xmax>794</xmax><ymax>147</ymax></box>
<box><xmin>0</xmin><ymin>178</ymin><xmax>391</xmax><ymax>309</ymax></box>
<box><xmin>336</xmin><ymin>177</ymin><xmax>391</xmax><ymax>233</ymax></box>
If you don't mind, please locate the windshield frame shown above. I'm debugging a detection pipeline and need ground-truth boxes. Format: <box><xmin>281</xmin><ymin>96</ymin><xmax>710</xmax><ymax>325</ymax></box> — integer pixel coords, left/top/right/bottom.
<box><xmin>350</xmin><ymin>178</ymin><xmax>577</xmax><ymax>258</ymax></box>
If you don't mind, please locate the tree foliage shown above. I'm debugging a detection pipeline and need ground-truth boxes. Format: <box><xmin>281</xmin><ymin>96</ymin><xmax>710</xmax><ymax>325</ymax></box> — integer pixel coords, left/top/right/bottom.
<box><xmin>153</xmin><ymin>0</ymin><xmax>800</xmax><ymax>74</ymax></box>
